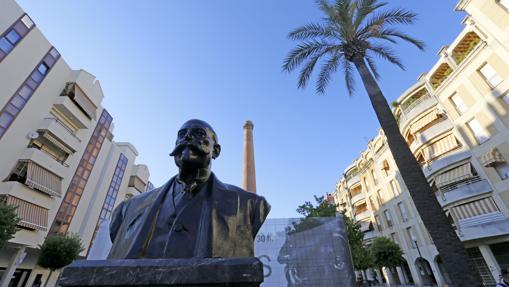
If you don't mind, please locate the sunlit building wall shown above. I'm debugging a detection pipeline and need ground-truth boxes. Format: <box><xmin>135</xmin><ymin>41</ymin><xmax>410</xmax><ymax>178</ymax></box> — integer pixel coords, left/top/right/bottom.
<box><xmin>333</xmin><ymin>1</ymin><xmax>509</xmax><ymax>286</ymax></box>
<box><xmin>0</xmin><ymin>1</ymin><xmax>151</xmax><ymax>286</ymax></box>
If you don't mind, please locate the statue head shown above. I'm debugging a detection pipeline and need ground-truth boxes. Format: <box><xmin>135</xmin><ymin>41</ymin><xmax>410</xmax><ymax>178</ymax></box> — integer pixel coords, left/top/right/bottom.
<box><xmin>170</xmin><ymin>119</ymin><xmax>221</xmax><ymax>171</ymax></box>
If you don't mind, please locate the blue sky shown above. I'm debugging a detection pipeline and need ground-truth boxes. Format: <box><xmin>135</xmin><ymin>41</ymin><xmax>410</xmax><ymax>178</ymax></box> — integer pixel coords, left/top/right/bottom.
<box><xmin>17</xmin><ymin>0</ymin><xmax>465</xmax><ymax>218</ymax></box>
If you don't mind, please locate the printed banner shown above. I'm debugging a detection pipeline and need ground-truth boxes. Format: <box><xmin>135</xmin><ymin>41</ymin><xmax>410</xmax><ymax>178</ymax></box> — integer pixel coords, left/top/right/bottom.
<box><xmin>255</xmin><ymin>217</ymin><xmax>355</xmax><ymax>287</ymax></box>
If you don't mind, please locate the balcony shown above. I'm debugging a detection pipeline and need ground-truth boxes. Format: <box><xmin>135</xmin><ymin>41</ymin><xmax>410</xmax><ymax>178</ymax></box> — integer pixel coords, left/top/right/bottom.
<box><xmin>53</xmin><ymin>96</ymin><xmax>90</xmax><ymax>129</ymax></box>
<box><xmin>356</xmin><ymin>210</ymin><xmax>371</xmax><ymax>220</ymax></box>
<box><xmin>0</xmin><ymin>195</ymin><xmax>48</xmax><ymax>231</ymax></box>
<box><xmin>436</xmin><ymin>177</ymin><xmax>492</xmax><ymax>207</ymax></box>
<box><xmin>398</xmin><ymin>96</ymin><xmax>438</xmax><ymax>130</ymax></box>
<box><xmin>39</xmin><ymin>117</ymin><xmax>81</xmax><ymax>150</ymax></box>
<box><xmin>423</xmin><ymin>150</ymin><xmax>471</xmax><ymax>178</ymax></box>
<box><xmin>411</xmin><ymin>120</ymin><xmax>454</xmax><ymax>152</ymax></box>
<box><xmin>458</xmin><ymin>213</ymin><xmax>509</xmax><ymax>241</ymax></box>
<box><xmin>351</xmin><ymin>192</ymin><xmax>365</xmax><ymax>204</ymax></box>
<box><xmin>364</xmin><ymin>230</ymin><xmax>376</xmax><ymax>241</ymax></box>
<box><xmin>346</xmin><ymin>174</ymin><xmax>360</xmax><ymax>188</ymax></box>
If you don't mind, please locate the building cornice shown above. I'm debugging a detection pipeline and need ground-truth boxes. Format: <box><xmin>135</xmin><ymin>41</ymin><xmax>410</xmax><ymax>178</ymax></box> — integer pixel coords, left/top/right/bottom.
<box><xmin>455</xmin><ymin>0</ymin><xmax>472</xmax><ymax>11</ymax></box>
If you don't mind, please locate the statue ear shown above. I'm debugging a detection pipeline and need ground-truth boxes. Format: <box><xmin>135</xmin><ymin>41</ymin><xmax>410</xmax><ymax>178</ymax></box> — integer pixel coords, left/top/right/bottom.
<box><xmin>212</xmin><ymin>144</ymin><xmax>221</xmax><ymax>159</ymax></box>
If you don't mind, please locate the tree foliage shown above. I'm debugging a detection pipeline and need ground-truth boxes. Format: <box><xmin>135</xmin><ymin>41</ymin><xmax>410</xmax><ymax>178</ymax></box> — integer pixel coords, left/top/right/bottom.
<box><xmin>38</xmin><ymin>234</ymin><xmax>84</xmax><ymax>271</ymax></box>
<box><xmin>342</xmin><ymin>212</ymin><xmax>373</xmax><ymax>270</ymax></box>
<box><xmin>370</xmin><ymin>236</ymin><xmax>404</xmax><ymax>269</ymax></box>
<box><xmin>296</xmin><ymin>195</ymin><xmax>337</xmax><ymax>218</ymax></box>
<box><xmin>283</xmin><ymin>0</ymin><xmax>424</xmax><ymax>95</ymax></box>
<box><xmin>0</xmin><ymin>199</ymin><xmax>20</xmax><ymax>249</ymax></box>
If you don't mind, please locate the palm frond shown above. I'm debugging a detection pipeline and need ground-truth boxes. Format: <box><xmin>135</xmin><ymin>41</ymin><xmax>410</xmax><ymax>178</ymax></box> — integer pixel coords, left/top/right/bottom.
<box><xmin>375</xmin><ymin>28</ymin><xmax>425</xmax><ymax>50</ymax></box>
<box><xmin>357</xmin><ymin>8</ymin><xmax>417</xmax><ymax>38</ymax></box>
<box><xmin>288</xmin><ymin>23</ymin><xmax>336</xmax><ymax>40</ymax></box>
<box><xmin>341</xmin><ymin>56</ymin><xmax>356</xmax><ymax>95</ymax></box>
<box><xmin>316</xmin><ymin>52</ymin><xmax>342</xmax><ymax>94</ymax></box>
<box><xmin>353</xmin><ymin>0</ymin><xmax>386</xmax><ymax>28</ymax></box>
<box><xmin>282</xmin><ymin>41</ymin><xmax>330</xmax><ymax>72</ymax></box>
<box><xmin>367</xmin><ymin>45</ymin><xmax>405</xmax><ymax>70</ymax></box>
<box><xmin>365</xmin><ymin>54</ymin><xmax>380</xmax><ymax>80</ymax></box>
<box><xmin>297</xmin><ymin>47</ymin><xmax>336</xmax><ymax>88</ymax></box>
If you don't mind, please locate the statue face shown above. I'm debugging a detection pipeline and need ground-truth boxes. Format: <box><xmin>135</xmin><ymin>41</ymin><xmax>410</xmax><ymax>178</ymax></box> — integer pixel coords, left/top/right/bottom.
<box><xmin>171</xmin><ymin>119</ymin><xmax>220</xmax><ymax>169</ymax></box>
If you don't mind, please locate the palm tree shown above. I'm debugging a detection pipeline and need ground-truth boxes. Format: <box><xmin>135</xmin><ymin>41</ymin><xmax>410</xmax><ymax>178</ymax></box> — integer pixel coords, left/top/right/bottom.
<box><xmin>283</xmin><ymin>0</ymin><xmax>481</xmax><ymax>285</ymax></box>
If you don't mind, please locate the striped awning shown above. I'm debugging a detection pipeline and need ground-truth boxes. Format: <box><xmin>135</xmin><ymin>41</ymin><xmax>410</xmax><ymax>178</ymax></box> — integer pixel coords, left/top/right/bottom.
<box><xmin>24</xmin><ymin>160</ymin><xmax>62</xmax><ymax>197</ymax></box>
<box><xmin>41</xmin><ymin>130</ymin><xmax>75</xmax><ymax>155</ymax></box>
<box><xmin>450</xmin><ymin>197</ymin><xmax>499</xmax><ymax>220</ymax></box>
<box><xmin>5</xmin><ymin>195</ymin><xmax>48</xmax><ymax>231</ymax></box>
<box><xmin>422</xmin><ymin>134</ymin><xmax>460</xmax><ymax>161</ymax></box>
<box><xmin>480</xmin><ymin>148</ymin><xmax>506</xmax><ymax>167</ymax></box>
<box><xmin>435</xmin><ymin>163</ymin><xmax>473</xmax><ymax>187</ymax></box>
<box><xmin>410</xmin><ymin>109</ymin><xmax>440</xmax><ymax>133</ymax></box>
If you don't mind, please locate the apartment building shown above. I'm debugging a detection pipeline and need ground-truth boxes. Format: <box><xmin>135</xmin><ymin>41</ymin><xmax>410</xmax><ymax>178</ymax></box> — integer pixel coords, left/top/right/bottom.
<box><xmin>0</xmin><ymin>1</ymin><xmax>151</xmax><ymax>286</ymax></box>
<box><xmin>333</xmin><ymin>0</ymin><xmax>509</xmax><ymax>286</ymax></box>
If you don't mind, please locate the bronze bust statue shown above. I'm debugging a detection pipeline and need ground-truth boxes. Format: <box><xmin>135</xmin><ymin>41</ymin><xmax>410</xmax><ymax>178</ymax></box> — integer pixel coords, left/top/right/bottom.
<box><xmin>108</xmin><ymin>119</ymin><xmax>270</xmax><ymax>259</ymax></box>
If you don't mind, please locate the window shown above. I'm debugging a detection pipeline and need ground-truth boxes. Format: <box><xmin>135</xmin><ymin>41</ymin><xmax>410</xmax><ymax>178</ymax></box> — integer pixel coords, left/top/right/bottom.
<box><xmin>390</xmin><ymin>180</ymin><xmax>400</xmax><ymax>196</ymax></box>
<box><xmin>363</xmin><ymin>177</ymin><xmax>369</xmax><ymax>192</ymax></box>
<box><xmin>450</xmin><ymin>94</ymin><xmax>468</xmax><ymax>115</ymax></box>
<box><xmin>498</xmin><ymin>0</ymin><xmax>509</xmax><ymax>11</ymax></box>
<box><xmin>406</xmin><ymin>227</ymin><xmax>418</xmax><ymax>248</ymax></box>
<box><xmin>467</xmin><ymin>118</ymin><xmax>489</xmax><ymax>144</ymax></box>
<box><xmin>375</xmin><ymin>215</ymin><xmax>383</xmax><ymax>231</ymax></box>
<box><xmin>5</xmin><ymin>30</ymin><xmax>21</xmax><ymax>45</ymax></box>
<box><xmin>479</xmin><ymin>64</ymin><xmax>503</xmax><ymax>88</ymax></box>
<box><xmin>20</xmin><ymin>15</ymin><xmax>34</xmax><ymax>29</ymax></box>
<box><xmin>384</xmin><ymin>210</ymin><xmax>393</xmax><ymax>227</ymax></box>
<box><xmin>355</xmin><ymin>202</ymin><xmax>368</xmax><ymax>215</ymax></box>
<box><xmin>0</xmin><ymin>37</ymin><xmax>13</xmax><ymax>53</ymax></box>
<box><xmin>371</xmin><ymin>169</ymin><xmax>378</xmax><ymax>185</ymax></box>
<box><xmin>391</xmin><ymin>233</ymin><xmax>399</xmax><ymax>244</ymax></box>
<box><xmin>369</xmin><ymin>196</ymin><xmax>378</xmax><ymax>210</ymax></box>
<box><xmin>494</xmin><ymin>162</ymin><xmax>509</xmax><ymax>180</ymax></box>
<box><xmin>376</xmin><ymin>190</ymin><xmax>384</xmax><ymax>205</ymax></box>
<box><xmin>398</xmin><ymin>202</ymin><xmax>408</xmax><ymax>222</ymax></box>
<box><xmin>0</xmin><ymin>48</ymin><xmax>59</xmax><ymax>140</ymax></box>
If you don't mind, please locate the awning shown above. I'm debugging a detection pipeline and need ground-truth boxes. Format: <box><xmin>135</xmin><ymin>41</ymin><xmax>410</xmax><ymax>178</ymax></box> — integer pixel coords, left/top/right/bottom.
<box><xmin>129</xmin><ymin>176</ymin><xmax>147</xmax><ymax>192</ymax></box>
<box><xmin>24</xmin><ymin>160</ymin><xmax>62</xmax><ymax>197</ymax></box>
<box><xmin>410</xmin><ymin>109</ymin><xmax>440</xmax><ymax>133</ymax></box>
<box><xmin>435</xmin><ymin>162</ymin><xmax>473</xmax><ymax>187</ymax></box>
<box><xmin>450</xmin><ymin>197</ymin><xmax>499</xmax><ymax>220</ymax></box>
<box><xmin>41</xmin><ymin>130</ymin><xmax>75</xmax><ymax>155</ymax></box>
<box><xmin>422</xmin><ymin>134</ymin><xmax>460</xmax><ymax>161</ymax></box>
<box><xmin>480</xmin><ymin>148</ymin><xmax>505</xmax><ymax>167</ymax></box>
<box><xmin>62</xmin><ymin>82</ymin><xmax>97</xmax><ymax>120</ymax></box>
<box><xmin>5</xmin><ymin>195</ymin><xmax>48</xmax><ymax>231</ymax></box>
<box><xmin>359</xmin><ymin>221</ymin><xmax>373</xmax><ymax>232</ymax></box>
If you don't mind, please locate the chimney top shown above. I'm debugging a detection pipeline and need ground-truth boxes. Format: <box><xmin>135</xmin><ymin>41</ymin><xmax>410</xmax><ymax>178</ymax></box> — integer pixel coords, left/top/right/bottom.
<box><xmin>243</xmin><ymin>120</ymin><xmax>254</xmax><ymax>129</ymax></box>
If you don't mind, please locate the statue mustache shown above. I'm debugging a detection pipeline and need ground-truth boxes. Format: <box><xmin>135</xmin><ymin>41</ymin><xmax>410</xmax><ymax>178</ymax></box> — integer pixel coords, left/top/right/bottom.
<box><xmin>170</xmin><ymin>142</ymin><xmax>209</xmax><ymax>157</ymax></box>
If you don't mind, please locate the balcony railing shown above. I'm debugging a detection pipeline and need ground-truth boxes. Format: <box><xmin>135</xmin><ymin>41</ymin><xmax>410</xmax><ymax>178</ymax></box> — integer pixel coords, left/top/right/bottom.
<box><xmin>436</xmin><ymin>177</ymin><xmax>492</xmax><ymax>207</ymax></box>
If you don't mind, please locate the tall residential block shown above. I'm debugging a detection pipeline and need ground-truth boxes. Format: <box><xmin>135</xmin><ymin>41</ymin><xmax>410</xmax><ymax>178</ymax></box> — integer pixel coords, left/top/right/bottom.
<box><xmin>242</xmin><ymin>120</ymin><xmax>256</xmax><ymax>193</ymax></box>
<box><xmin>333</xmin><ymin>1</ymin><xmax>509</xmax><ymax>286</ymax></box>
<box><xmin>0</xmin><ymin>1</ymin><xmax>151</xmax><ymax>286</ymax></box>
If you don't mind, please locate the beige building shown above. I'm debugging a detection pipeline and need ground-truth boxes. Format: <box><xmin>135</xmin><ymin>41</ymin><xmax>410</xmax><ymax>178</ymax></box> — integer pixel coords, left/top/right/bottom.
<box><xmin>0</xmin><ymin>1</ymin><xmax>151</xmax><ymax>286</ymax></box>
<box><xmin>333</xmin><ymin>0</ymin><xmax>509</xmax><ymax>286</ymax></box>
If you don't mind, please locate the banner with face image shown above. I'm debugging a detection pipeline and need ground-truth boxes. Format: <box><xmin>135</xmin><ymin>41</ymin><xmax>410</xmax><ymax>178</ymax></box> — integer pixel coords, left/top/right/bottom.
<box><xmin>254</xmin><ymin>217</ymin><xmax>355</xmax><ymax>287</ymax></box>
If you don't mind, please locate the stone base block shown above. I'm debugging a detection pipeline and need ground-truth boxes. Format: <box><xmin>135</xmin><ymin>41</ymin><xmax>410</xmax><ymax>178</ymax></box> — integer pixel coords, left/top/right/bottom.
<box><xmin>58</xmin><ymin>257</ymin><xmax>263</xmax><ymax>287</ymax></box>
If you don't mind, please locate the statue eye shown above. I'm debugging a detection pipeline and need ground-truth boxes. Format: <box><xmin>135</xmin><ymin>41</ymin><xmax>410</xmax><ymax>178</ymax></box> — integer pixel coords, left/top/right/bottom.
<box><xmin>191</xmin><ymin>129</ymin><xmax>207</xmax><ymax>138</ymax></box>
<box><xmin>177</xmin><ymin>130</ymin><xmax>187</xmax><ymax>138</ymax></box>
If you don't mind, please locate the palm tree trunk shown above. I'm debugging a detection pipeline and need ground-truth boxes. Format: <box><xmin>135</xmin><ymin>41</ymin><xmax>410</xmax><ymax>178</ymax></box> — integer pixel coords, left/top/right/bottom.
<box><xmin>351</xmin><ymin>56</ymin><xmax>482</xmax><ymax>286</ymax></box>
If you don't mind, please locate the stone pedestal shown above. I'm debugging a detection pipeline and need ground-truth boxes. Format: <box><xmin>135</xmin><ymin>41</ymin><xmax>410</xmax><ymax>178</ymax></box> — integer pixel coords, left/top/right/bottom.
<box><xmin>58</xmin><ymin>257</ymin><xmax>264</xmax><ymax>287</ymax></box>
